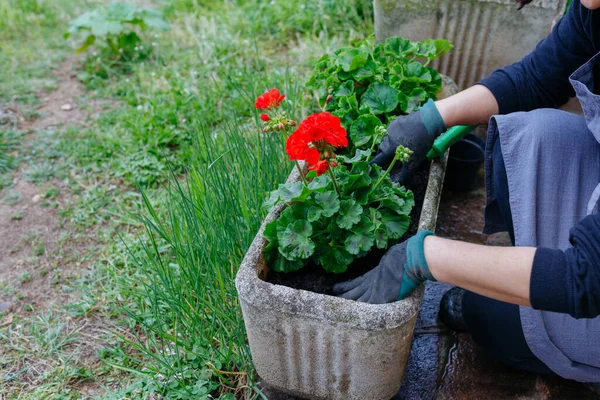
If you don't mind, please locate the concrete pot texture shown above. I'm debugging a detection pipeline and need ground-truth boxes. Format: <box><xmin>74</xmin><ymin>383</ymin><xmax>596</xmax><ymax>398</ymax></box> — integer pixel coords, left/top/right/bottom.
<box><xmin>374</xmin><ymin>0</ymin><xmax>566</xmax><ymax>89</ymax></box>
<box><xmin>235</xmin><ymin>79</ymin><xmax>458</xmax><ymax>400</ymax></box>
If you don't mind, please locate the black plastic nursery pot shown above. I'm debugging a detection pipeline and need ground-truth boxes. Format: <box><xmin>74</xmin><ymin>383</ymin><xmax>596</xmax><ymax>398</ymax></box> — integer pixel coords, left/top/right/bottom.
<box><xmin>444</xmin><ymin>134</ymin><xmax>485</xmax><ymax>192</ymax></box>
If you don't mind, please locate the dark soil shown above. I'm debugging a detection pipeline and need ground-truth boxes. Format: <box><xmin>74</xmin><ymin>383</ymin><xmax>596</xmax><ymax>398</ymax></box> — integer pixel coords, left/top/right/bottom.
<box><xmin>267</xmin><ymin>163</ymin><xmax>430</xmax><ymax>295</ymax></box>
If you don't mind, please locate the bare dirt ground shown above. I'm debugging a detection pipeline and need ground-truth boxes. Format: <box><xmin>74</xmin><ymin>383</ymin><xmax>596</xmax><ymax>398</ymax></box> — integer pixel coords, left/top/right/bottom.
<box><xmin>1</xmin><ymin>60</ymin><xmax>90</xmax><ymax>315</ymax></box>
<box><xmin>0</xmin><ymin>59</ymin><xmax>113</xmax><ymax>396</ymax></box>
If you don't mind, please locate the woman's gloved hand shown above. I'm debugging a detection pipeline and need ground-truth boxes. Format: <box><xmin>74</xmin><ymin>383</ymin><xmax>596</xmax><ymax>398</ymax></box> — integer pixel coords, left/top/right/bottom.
<box><xmin>371</xmin><ymin>99</ymin><xmax>447</xmax><ymax>185</ymax></box>
<box><xmin>332</xmin><ymin>231</ymin><xmax>436</xmax><ymax>304</ymax></box>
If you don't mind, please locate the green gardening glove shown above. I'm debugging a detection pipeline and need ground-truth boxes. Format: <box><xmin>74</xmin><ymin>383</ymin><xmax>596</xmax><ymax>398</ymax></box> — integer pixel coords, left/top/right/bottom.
<box><xmin>332</xmin><ymin>231</ymin><xmax>435</xmax><ymax>304</ymax></box>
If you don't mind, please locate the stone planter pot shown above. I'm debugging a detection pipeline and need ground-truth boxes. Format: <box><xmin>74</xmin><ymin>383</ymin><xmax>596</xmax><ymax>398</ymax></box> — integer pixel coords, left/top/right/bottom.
<box><xmin>374</xmin><ymin>0</ymin><xmax>566</xmax><ymax>89</ymax></box>
<box><xmin>236</xmin><ymin>79</ymin><xmax>458</xmax><ymax>400</ymax></box>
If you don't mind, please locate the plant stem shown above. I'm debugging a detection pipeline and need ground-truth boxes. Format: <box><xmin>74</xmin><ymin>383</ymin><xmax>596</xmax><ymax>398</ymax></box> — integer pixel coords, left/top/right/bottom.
<box><xmin>295</xmin><ymin>160</ymin><xmax>308</xmax><ymax>185</ymax></box>
<box><xmin>327</xmin><ymin>166</ymin><xmax>340</xmax><ymax>194</ymax></box>
<box><xmin>372</xmin><ymin>152</ymin><xmax>400</xmax><ymax>192</ymax></box>
<box><xmin>365</xmin><ymin>130</ymin><xmax>383</xmax><ymax>164</ymax></box>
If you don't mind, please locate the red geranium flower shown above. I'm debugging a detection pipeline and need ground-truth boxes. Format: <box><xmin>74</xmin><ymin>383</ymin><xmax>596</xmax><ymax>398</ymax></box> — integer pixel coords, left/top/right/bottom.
<box><xmin>255</xmin><ymin>88</ymin><xmax>285</xmax><ymax>110</ymax></box>
<box><xmin>308</xmin><ymin>160</ymin><xmax>329</xmax><ymax>176</ymax></box>
<box><xmin>260</xmin><ymin>113</ymin><xmax>270</xmax><ymax>121</ymax></box>
<box><xmin>285</xmin><ymin>112</ymin><xmax>348</xmax><ymax>164</ymax></box>
<box><xmin>297</xmin><ymin>112</ymin><xmax>348</xmax><ymax>147</ymax></box>
<box><xmin>286</xmin><ymin>129</ymin><xmax>321</xmax><ymax>164</ymax></box>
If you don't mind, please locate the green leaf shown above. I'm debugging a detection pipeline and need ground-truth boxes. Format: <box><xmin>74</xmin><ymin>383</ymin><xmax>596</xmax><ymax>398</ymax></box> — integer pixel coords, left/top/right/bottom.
<box><xmin>263</xmin><ymin>190</ymin><xmax>280</xmax><ymax>210</ymax></box>
<box><xmin>140</xmin><ymin>9</ymin><xmax>170</xmax><ymax>31</ymax></box>
<box><xmin>336</xmin><ymin>48</ymin><xmax>368</xmax><ymax>72</ymax></box>
<box><xmin>381</xmin><ymin>212</ymin><xmax>410</xmax><ymax>239</ymax></box>
<box><xmin>264</xmin><ymin>220</ymin><xmax>279</xmax><ymax>254</ymax></box>
<box><xmin>354</xmin><ymin>215</ymin><xmax>376</xmax><ymax>232</ymax></box>
<box><xmin>374</xmin><ymin>228</ymin><xmax>389</xmax><ymax>249</ymax></box>
<box><xmin>337</xmin><ymin>92</ymin><xmax>359</xmax><ymax>112</ymax></box>
<box><xmin>335</xmin><ymin>81</ymin><xmax>354</xmax><ymax>97</ymax></box>
<box><xmin>349</xmin><ymin>114</ymin><xmax>383</xmax><ymax>147</ymax></box>
<box><xmin>307</xmin><ymin>191</ymin><xmax>340</xmax><ymax>222</ymax></box>
<box><xmin>406</xmin><ymin>88</ymin><xmax>429</xmax><ymax>113</ymax></box>
<box><xmin>342</xmin><ymin>172</ymin><xmax>371</xmax><ymax>195</ymax></box>
<box><xmin>345</xmin><ymin>231</ymin><xmax>375</xmax><ymax>255</ymax></box>
<box><xmin>405</xmin><ymin>62</ymin><xmax>432</xmax><ymax>83</ymax></box>
<box><xmin>307</xmin><ymin>175</ymin><xmax>330</xmax><ymax>191</ymax></box>
<box><xmin>271</xmin><ymin>253</ymin><xmax>304</xmax><ymax>273</ymax></box>
<box><xmin>318</xmin><ymin>244</ymin><xmax>353</xmax><ymax>274</ymax></box>
<box><xmin>379</xmin><ymin>195</ymin><xmax>406</xmax><ymax>215</ymax></box>
<box><xmin>337</xmin><ymin>199</ymin><xmax>362</xmax><ymax>229</ymax></box>
<box><xmin>384</xmin><ymin>36</ymin><xmax>416</xmax><ymax>57</ymax></box>
<box><xmin>263</xmin><ymin>181</ymin><xmax>311</xmax><ymax>209</ymax></box>
<box><xmin>314</xmin><ymin>191</ymin><xmax>340</xmax><ymax>217</ymax></box>
<box><xmin>278</xmin><ymin>181</ymin><xmax>312</xmax><ymax>203</ymax></box>
<box><xmin>75</xmin><ymin>34</ymin><xmax>96</xmax><ymax>53</ymax></box>
<box><xmin>353</xmin><ymin>67</ymin><xmax>374</xmax><ymax>81</ymax></box>
<box><xmin>279</xmin><ymin>220</ymin><xmax>315</xmax><ymax>260</ymax></box>
<box><xmin>417</xmin><ymin>39</ymin><xmax>453</xmax><ymax>60</ymax></box>
<box><xmin>305</xmin><ymin>170</ymin><xmax>318</xmax><ymax>180</ymax></box>
<box><xmin>362</xmin><ymin>83</ymin><xmax>399</xmax><ymax>115</ymax></box>
<box><xmin>338</xmin><ymin>148</ymin><xmax>373</xmax><ymax>164</ymax></box>
<box><xmin>90</xmin><ymin>19</ymin><xmax>123</xmax><ymax>36</ymax></box>
<box><xmin>106</xmin><ymin>2</ymin><xmax>137</xmax><ymax>21</ymax></box>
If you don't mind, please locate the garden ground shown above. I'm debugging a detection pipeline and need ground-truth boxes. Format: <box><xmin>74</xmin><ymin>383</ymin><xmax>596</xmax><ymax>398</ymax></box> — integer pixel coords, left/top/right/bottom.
<box><xmin>0</xmin><ymin>0</ymin><xmax>598</xmax><ymax>399</ymax></box>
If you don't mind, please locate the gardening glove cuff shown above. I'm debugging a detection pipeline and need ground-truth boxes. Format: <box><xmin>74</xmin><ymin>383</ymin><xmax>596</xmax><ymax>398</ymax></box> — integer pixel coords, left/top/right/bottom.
<box><xmin>419</xmin><ymin>99</ymin><xmax>447</xmax><ymax>138</ymax></box>
<box><xmin>398</xmin><ymin>230</ymin><xmax>436</xmax><ymax>299</ymax></box>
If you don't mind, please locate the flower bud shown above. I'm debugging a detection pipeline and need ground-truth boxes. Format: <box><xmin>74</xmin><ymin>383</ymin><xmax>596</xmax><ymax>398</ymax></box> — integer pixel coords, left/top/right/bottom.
<box><xmin>279</xmin><ymin>123</ymin><xmax>284</xmax><ymax>130</ymax></box>
<box><xmin>260</xmin><ymin>113</ymin><xmax>270</xmax><ymax>121</ymax></box>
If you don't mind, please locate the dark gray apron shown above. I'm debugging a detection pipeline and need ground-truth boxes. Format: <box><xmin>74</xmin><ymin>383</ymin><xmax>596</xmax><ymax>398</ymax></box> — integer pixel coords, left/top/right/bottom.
<box><xmin>484</xmin><ymin>51</ymin><xmax>600</xmax><ymax>382</ymax></box>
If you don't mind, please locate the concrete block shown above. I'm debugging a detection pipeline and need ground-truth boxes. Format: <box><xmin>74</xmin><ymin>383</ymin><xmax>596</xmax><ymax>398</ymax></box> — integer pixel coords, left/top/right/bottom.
<box><xmin>375</xmin><ymin>0</ymin><xmax>567</xmax><ymax>88</ymax></box>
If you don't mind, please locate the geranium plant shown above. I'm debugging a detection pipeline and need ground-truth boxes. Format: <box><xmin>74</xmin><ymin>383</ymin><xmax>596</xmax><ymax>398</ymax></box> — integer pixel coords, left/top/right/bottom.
<box><xmin>307</xmin><ymin>36</ymin><xmax>452</xmax><ymax>151</ymax></box>
<box><xmin>256</xmin><ymin>89</ymin><xmax>415</xmax><ymax>274</ymax></box>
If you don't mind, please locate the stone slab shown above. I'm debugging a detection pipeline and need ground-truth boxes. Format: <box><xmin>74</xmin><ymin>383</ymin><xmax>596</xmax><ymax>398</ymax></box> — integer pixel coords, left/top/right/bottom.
<box><xmin>374</xmin><ymin>0</ymin><xmax>567</xmax><ymax>88</ymax></box>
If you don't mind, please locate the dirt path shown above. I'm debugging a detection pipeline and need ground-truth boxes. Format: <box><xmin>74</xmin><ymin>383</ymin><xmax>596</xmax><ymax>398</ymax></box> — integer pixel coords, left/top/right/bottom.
<box><xmin>0</xmin><ymin>59</ymin><xmax>115</xmax><ymax>396</ymax></box>
<box><xmin>0</xmin><ymin>59</ymin><xmax>89</xmax><ymax>315</ymax></box>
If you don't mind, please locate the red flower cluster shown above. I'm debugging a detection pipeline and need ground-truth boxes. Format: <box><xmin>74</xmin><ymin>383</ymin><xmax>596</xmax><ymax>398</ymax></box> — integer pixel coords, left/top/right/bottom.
<box><xmin>286</xmin><ymin>112</ymin><xmax>348</xmax><ymax>174</ymax></box>
<box><xmin>255</xmin><ymin>88</ymin><xmax>285</xmax><ymax>110</ymax></box>
<box><xmin>260</xmin><ymin>113</ymin><xmax>270</xmax><ymax>121</ymax></box>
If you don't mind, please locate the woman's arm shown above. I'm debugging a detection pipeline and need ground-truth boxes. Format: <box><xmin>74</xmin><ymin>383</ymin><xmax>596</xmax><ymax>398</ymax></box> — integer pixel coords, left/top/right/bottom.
<box><xmin>425</xmin><ymin>212</ymin><xmax>600</xmax><ymax>318</ymax></box>
<box><xmin>425</xmin><ymin>236</ymin><xmax>535</xmax><ymax>306</ymax></box>
<box><xmin>435</xmin><ymin>85</ymin><xmax>499</xmax><ymax>128</ymax></box>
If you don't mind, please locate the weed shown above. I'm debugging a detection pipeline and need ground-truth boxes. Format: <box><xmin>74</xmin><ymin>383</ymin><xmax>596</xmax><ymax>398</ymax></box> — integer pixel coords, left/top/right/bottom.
<box><xmin>11</xmin><ymin>210</ymin><xmax>23</xmax><ymax>220</ymax></box>
<box><xmin>3</xmin><ymin>190</ymin><xmax>22</xmax><ymax>206</ymax></box>
<box><xmin>44</xmin><ymin>187</ymin><xmax>60</xmax><ymax>199</ymax></box>
<box><xmin>66</xmin><ymin>2</ymin><xmax>170</xmax><ymax>82</ymax></box>
<box><xmin>0</xmin><ymin>130</ymin><xmax>22</xmax><ymax>172</ymax></box>
<box><xmin>34</xmin><ymin>244</ymin><xmax>46</xmax><ymax>256</ymax></box>
<box><xmin>19</xmin><ymin>271</ymin><xmax>32</xmax><ymax>284</ymax></box>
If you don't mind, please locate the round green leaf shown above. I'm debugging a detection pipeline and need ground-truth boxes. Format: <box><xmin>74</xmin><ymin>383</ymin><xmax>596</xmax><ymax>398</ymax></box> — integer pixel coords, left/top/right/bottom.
<box><xmin>362</xmin><ymin>83</ymin><xmax>399</xmax><ymax>115</ymax></box>
<box><xmin>349</xmin><ymin>114</ymin><xmax>383</xmax><ymax>147</ymax></box>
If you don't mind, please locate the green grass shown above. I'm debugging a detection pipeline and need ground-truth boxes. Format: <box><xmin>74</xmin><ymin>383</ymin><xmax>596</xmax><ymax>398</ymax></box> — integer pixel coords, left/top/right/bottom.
<box><xmin>0</xmin><ymin>0</ymin><xmax>374</xmax><ymax>398</ymax></box>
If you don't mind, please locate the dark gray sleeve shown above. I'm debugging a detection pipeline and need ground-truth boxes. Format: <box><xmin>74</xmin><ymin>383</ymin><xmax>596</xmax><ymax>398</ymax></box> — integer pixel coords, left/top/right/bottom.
<box><xmin>530</xmin><ymin>213</ymin><xmax>600</xmax><ymax>319</ymax></box>
<box><xmin>477</xmin><ymin>0</ymin><xmax>597</xmax><ymax>114</ymax></box>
